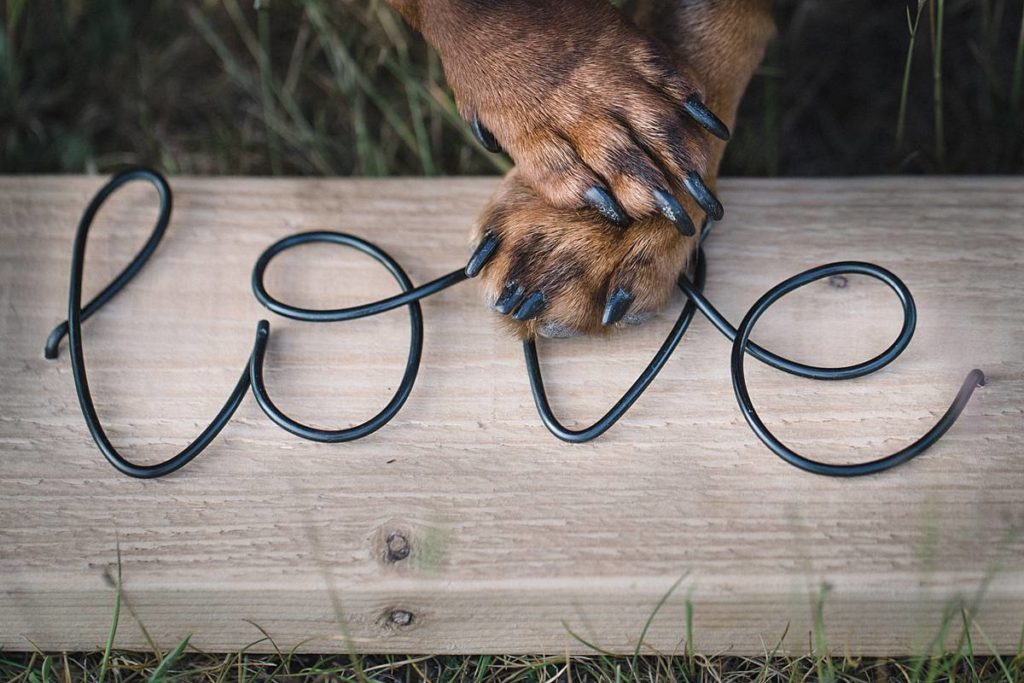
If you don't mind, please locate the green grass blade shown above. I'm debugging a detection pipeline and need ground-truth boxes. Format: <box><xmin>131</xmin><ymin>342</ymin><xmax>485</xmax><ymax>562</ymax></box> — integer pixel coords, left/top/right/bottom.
<box><xmin>1012</xmin><ymin>2</ymin><xmax>1024</xmax><ymax>110</ymax></box>
<box><xmin>931</xmin><ymin>0</ymin><xmax>946</xmax><ymax>165</ymax></box>
<box><xmin>6</xmin><ymin>0</ymin><xmax>27</xmax><ymax>34</ymax></box>
<box><xmin>968</xmin><ymin>622</ymin><xmax>1017</xmax><ymax>683</ymax></box>
<box><xmin>381</xmin><ymin>60</ymin><xmax>511</xmax><ymax>174</ymax></box>
<box><xmin>148</xmin><ymin>635</ymin><xmax>191</xmax><ymax>683</ymax></box>
<box><xmin>632</xmin><ymin>573</ymin><xmax>688</xmax><ymax>669</ymax></box>
<box><xmin>812</xmin><ymin>584</ymin><xmax>834</xmax><ymax>683</ymax></box>
<box><xmin>897</xmin><ymin>1</ymin><xmax>926</xmax><ymax>147</ymax></box>
<box><xmin>257</xmin><ymin>4</ymin><xmax>282</xmax><ymax>175</ymax></box>
<box><xmin>562</xmin><ymin>621</ymin><xmax>619</xmax><ymax>657</ymax></box>
<box><xmin>98</xmin><ymin>541</ymin><xmax>123</xmax><ymax>683</ymax></box>
<box><xmin>305</xmin><ymin>1</ymin><xmax>421</xmax><ymax>162</ymax></box>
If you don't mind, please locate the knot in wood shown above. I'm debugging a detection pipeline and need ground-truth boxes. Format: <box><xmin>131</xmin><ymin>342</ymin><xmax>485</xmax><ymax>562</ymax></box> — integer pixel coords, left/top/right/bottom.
<box><xmin>385</xmin><ymin>531</ymin><xmax>411</xmax><ymax>562</ymax></box>
<box><xmin>387</xmin><ymin>610</ymin><xmax>415</xmax><ymax>628</ymax></box>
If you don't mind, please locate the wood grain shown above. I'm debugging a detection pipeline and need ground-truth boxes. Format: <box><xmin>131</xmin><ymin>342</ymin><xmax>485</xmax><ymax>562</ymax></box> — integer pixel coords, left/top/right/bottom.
<box><xmin>0</xmin><ymin>176</ymin><xmax>1021</xmax><ymax>655</ymax></box>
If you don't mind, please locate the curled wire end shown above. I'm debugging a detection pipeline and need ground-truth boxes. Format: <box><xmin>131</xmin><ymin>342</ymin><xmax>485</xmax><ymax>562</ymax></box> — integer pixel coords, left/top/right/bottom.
<box><xmin>722</xmin><ymin>262</ymin><xmax>985</xmax><ymax>476</ymax></box>
<box><xmin>734</xmin><ymin>366</ymin><xmax>987</xmax><ymax>478</ymax></box>
<box><xmin>529</xmin><ymin>255</ymin><xmax>986</xmax><ymax>476</ymax></box>
<box><xmin>44</xmin><ymin>322</ymin><xmax>68</xmax><ymax>360</ymax></box>
<box><xmin>51</xmin><ymin>166</ymin><xmax>250</xmax><ymax>479</ymax></box>
<box><xmin>45</xmin><ymin>166</ymin><xmax>173</xmax><ymax>361</ymax></box>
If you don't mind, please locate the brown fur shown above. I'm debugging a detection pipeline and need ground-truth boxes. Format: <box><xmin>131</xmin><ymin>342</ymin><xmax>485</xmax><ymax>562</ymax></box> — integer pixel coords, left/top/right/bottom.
<box><xmin>386</xmin><ymin>0</ymin><xmax>775</xmax><ymax>338</ymax></box>
<box><xmin>388</xmin><ymin>0</ymin><xmax>720</xmax><ymax>218</ymax></box>
<box><xmin>474</xmin><ymin>173</ymin><xmax>695</xmax><ymax>338</ymax></box>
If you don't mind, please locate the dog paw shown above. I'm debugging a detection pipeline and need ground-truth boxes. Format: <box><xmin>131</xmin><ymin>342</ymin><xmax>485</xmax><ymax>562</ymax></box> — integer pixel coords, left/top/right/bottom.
<box><xmin>465</xmin><ymin>169</ymin><xmax>699</xmax><ymax>339</ymax></box>
<box><xmin>428</xmin><ymin>0</ymin><xmax>727</xmax><ymax>233</ymax></box>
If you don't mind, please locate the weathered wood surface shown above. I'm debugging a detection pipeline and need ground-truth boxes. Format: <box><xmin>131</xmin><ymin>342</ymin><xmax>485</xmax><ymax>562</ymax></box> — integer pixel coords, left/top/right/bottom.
<box><xmin>0</xmin><ymin>176</ymin><xmax>1021</xmax><ymax>655</ymax></box>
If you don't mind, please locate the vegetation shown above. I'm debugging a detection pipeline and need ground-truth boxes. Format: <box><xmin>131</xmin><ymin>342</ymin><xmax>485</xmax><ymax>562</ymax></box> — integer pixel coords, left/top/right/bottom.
<box><xmin>1</xmin><ymin>648</ymin><xmax>1021</xmax><ymax>683</ymax></box>
<box><xmin>2</xmin><ymin>1</ymin><xmax>1022</xmax><ymax>679</ymax></box>
<box><xmin>2</xmin><ymin>0</ymin><xmax>1022</xmax><ymax>176</ymax></box>
<box><xmin>2</xmin><ymin>565</ymin><xmax>1022</xmax><ymax>682</ymax></box>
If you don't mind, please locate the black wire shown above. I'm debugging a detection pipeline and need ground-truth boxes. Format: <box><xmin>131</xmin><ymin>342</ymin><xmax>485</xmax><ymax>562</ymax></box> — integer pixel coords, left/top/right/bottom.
<box><xmin>49</xmin><ymin>168</ymin><xmax>985</xmax><ymax>479</ymax></box>
<box><xmin>252</xmin><ymin>231</ymin><xmax>467</xmax><ymax>321</ymax></box>
<box><xmin>523</xmin><ymin>250</ymin><xmax>707</xmax><ymax>443</ymax></box>
<box><xmin>719</xmin><ymin>262</ymin><xmax>985</xmax><ymax>476</ymax></box>
<box><xmin>45</xmin><ymin>168</ymin><xmax>173</xmax><ymax>360</ymax></box>
<box><xmin>529</xmin><ymin>254</ymin><xmax>985</xmax><ymax>475</ymax></box>
<box><xmin>45</xmin><ymin>167</ymin><xmax>252</xmax><ymax>479</ymax></box>
<box><xmin>247</xmin><ymin>232</ymin><xmax>430</xmax><ymax>442</ymax></box>
<box><xmin>676</xmin><ymin>262</ymin><xmax>915</xmax><ymax>381</ymax></box>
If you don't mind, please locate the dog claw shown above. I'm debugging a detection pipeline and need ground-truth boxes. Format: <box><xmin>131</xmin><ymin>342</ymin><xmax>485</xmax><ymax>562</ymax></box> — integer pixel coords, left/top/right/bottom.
<box><xmin>602</xmin><ymin>286</ymin><xmax>635</xmax><ymax>325</ymax></box>
<box><xmin>682</xmin><ymin>96</ymin><xmax>730</xmax><ymax>141</ymax></box>
<box><xmin>466</xmin><ymin>231</ymin><xmax>500</xmax><ymax>277</ymax></box>
<box><xmin>583</xmin><ymin>186</ymin><xmax>631</xmax><ymax>228</ymax></box>
<box><xmin>653</xmin><ymin>188</ymin><xmax>695</xmax><ymax>236</ymax></box>
<box><xmin>682</xmin><ymin>171</ymin><xmax>724</xmax><ymax>221</ymax></box>
<box><xmin>493</xmin><ymin>281</ymin><xmax>526</xmax><ymax>314</ymax></box>
<box><xmin>513</xmin><ymin>291</ymin><xmax>546</xmax><ymax>321</ymax></box>
<box><xmin>471</xmin><ymin>115</ymin><xmax>502</xmax><ymax>153</ymax></box>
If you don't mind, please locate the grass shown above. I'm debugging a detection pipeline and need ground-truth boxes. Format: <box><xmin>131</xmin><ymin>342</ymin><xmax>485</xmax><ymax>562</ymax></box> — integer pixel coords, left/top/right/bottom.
<box><xmin>1</xmin><ymin>649</ymin><xmax>1021</xmax><ymax>683</ymax></box>
<box><xmin>2</xmin><ymin>1</ymin><xmax>1023</xmax><ymax>679</ymax></box>
<box><xmin>2</xmin><ymin>597</ymin><xmax>1022</xmax><ymax>682</ymax></box>
<box><xmin>2</xmin><ymin>0</ymin><xmax>1023</xmax><ymax>176</ymax></box>
<box><xmin>896</xmin><ymin>1</ymin><xmax>926</xmax><ymax>147</ymax></box>
<box><xmin>2</xmin><ymin>565</ymin><xmax>1022</xmax><ymax>682</ymax></box>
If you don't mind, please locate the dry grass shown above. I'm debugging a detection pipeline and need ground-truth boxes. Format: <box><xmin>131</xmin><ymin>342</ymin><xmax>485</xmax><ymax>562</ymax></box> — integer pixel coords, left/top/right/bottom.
<box><xmin>1</xmin><ymin>649</ymin><xmax>1021</xmax><ymax>683</ymax></box>
<box><xmin>2</xmin><ymin>0</ymin><xmax>1022</xmax><ymax>176</ymax></box>
<box><xmin>2</xmin><ymin>571</ymin><xmax>1022</xmax><ymax>682</ymax></box>
<box><xmin>2</xmin><ymin>1</ymin><xmax>1023</xmax><ymax>679</ymax></box>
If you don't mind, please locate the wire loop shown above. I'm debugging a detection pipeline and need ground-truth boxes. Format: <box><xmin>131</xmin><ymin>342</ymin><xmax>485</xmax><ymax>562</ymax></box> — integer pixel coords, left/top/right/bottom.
<box><xmin>247</xmin><ymin>232</ymin><xmax>427</xmax><ymax>442</ymax></box>
<box><xmin>47</xmin><ymin>168</ymin><xmax>985</xmax><ymax>478</ymax></box>
<box><xmin>252</xmin><ymin>231</ymin><xmax>467</xmax><ymax>321</ymax></box>
<box><xmin>46</xmin><ymin>167</ymin><xmax>251</xmax><ymax>479</ymax></box>
<box><xmin>531</xmin><ymin>254</ymin><xmax>984</xmax><ymax>474</ymax></box>
<box><xmin>721</xmin><ymin>262</ymin><xmax>985</xmax><ymax>476</ymax></box>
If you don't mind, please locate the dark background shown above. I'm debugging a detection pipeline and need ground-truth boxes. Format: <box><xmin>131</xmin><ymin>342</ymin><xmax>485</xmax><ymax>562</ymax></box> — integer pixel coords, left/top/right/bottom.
<box><xmin>2</xmin><ymin>0</ymin><xmax>1022</xmax><ymax>176</ymax></box>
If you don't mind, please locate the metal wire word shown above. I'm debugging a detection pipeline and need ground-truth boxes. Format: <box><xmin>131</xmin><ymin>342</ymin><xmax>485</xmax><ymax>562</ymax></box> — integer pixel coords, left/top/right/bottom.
<box><xmin>45</xmin><ymin>168</ymin><xmax>985</xmax><ymax>478</ymax></box>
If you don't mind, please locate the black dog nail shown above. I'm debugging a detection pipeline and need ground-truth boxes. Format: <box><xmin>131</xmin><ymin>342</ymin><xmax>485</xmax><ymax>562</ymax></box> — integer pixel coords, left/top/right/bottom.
<box><xmin>471</xmin><ymin>115</ymin><xmax>502</xmax><ymax>153</ymax></box>
<box><xmin>493</xmin><ymin>281</ymin><xmax>526</xmax><ymax>314</ymax></box>
<box><xmin>512</xmin><ymin>291</ymin><xmax>546</xmax><ymax>321</ymax></box>
<box><xmin>653</xmin><ymin>188</ymin><xmax>695</xmax><ymax>236</ymax></box>
<box><xmin>602</xmin><ymin>287</ymin><xmax>635</xmax><ymax>325</ymax></box>
<box><xmin>466</xmin><ymin>231</ymin><xmax>500</xmax><ymax>277</ymax></box>
<box><xmin>683</xmin><ymin>96</ymin><xmax>730</xmax><ymax>141</ymax></box>
<box><xmin>682</xmin><ymin>171</ymin><xmax>724</xmax><ymax>221</ymax></box>
<box><xmin>583</xmin><ymin>186</ymin><xmax>631</xmax><ymax>228</ymax></box>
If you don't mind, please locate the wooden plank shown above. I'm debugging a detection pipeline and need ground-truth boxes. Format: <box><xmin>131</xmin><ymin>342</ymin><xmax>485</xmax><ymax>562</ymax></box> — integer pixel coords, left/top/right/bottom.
<box><xmin>0</xmin><ymin>175</ymin><xmax>1021</xmax><ymax>656</ymax></box>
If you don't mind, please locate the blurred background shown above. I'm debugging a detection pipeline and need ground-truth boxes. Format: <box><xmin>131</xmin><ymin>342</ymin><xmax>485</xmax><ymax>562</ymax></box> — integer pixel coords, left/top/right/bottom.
<box><xmin>2</xmin><ymin>0</ymin><xmax>1022</xmax><ymax>177</ymax></box>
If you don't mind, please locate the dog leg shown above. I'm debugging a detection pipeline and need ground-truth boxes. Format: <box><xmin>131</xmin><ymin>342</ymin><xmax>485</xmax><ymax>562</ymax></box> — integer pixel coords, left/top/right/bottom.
<box><xmin>466</xmin><ymin>0</ymin><xmax>774</xmax><ymax>337</ymax></box>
